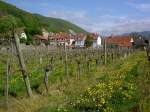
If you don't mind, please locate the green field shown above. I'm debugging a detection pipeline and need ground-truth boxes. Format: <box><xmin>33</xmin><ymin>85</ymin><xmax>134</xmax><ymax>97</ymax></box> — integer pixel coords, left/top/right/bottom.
<box><xmin>0</xmin><ymin>49</ymin><xmax>150</xmax><ymax>112</ymax></box>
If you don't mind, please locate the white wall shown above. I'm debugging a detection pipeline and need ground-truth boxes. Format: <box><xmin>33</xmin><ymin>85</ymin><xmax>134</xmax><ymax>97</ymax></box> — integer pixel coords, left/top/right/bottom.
<box><xmin>20</xmin><ymin>32</ymin><xmax>27</xmax><ymax>40</ymax></box>
<box><xmin>97</xmin><ymin>36</ymin><xmax>102</xmax><ymax>46</ymax></box>
<box><xmin>75</xmin><ymin>40</ymin><xmax>85</xmax><ymax>47</ymax></box>
<box><xmin>93</xmin><ymin>36</ymin><xmax>102</xmax><ymax>48</ymax></box>
<box><xmin>69</xmin><ymin>39</ymin><xmax>75</xmax><ymax>45</ymax></box>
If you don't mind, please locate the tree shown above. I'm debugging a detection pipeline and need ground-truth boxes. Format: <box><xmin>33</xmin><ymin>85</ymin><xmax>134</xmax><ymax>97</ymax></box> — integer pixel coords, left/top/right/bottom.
<box><xmin>0</xmin><ymin>16</ymin><xmax>14</xmax><ymax>40</ymax></box>
<box><xmin>85</xmin><ymin>35</ymin><xmax>93</xmax><ymax>47</ymax></box>
<box><xmin>0</xmin><ymin>15</ymin><xmax>23</xmax><ymax>40</ymax></box>
<box><xmin>0</xmin><ymin>15</ymin><xmax>32</xmax><ymax>97</ymax></box>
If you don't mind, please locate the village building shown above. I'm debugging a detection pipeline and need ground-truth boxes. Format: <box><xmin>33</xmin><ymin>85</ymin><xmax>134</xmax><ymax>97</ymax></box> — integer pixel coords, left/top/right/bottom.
<box><xmin>90</xmin><ymin>33</ymin><xmax>102</xmax><ymax>48</ymax></box>
<box><xmin>49</xmin><ymin>32</ymin><xmax>72</xmax><ymax>46</ymax></box>
<box><xmin>33</xmin><ymin>29</ymin><xmax>50</xmax><ymax>45</ymax></box>
<box><xmin>34</xmin><ymin>31</ymin><xmax>103</xmax><ymax>48</ymax></box>
<box><xmin>105</xmin><ymin>35</ymin><xmax>134</xmax><ymax>48</ymax></box>
<box><xmin>33</xmin><ymin>34</ymin><xmax>48</xmax><ymax>45</ymax></box>
<box><xmin>74</xmin><ymin>33</ymin><xmax>87</xmax><ymax>47</ymax></box>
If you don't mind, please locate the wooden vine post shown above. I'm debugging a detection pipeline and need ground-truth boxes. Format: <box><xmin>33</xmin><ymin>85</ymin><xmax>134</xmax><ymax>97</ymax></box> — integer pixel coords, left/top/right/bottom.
<box><xmin>44</xmin><ymin>64</ymin><xmax>52</xmax><ymax>95</ymax></box>
<box><xmin>145</xmin><ymin>40</ymin><xmax>150</xmax><ymax>63</ymax></box>
<box><xmin>104</xmin><ymin>38</ymin><xmax>107</xmax><ymax>65</ymax></box>
<box><xmin>64</xmin><ymin>42</ymin><xmax>69</xmax><ymax>82</ymax></box>
<box><xmin>14</xmin><ymin>33</ymin><xmax>32</xmax><ymax>97</ymax></box>
<box><xmin>4</xmin><ymin>54</ymin><xmax>11</xmax><ymax>111</ymax></box>
<box><xmin>87</xmin><ymin>58</ymin><xmax>91</xmax><ymax>74</ymax></box>
<box><xmin>76</xmin><ymin>59</ymin><xmax>81</xmax><ymax>79</ymax></box>
<box><xmin>95</xmin><ymin>58</ymin><xmax>98</xmax><ymax>71</ymax></box>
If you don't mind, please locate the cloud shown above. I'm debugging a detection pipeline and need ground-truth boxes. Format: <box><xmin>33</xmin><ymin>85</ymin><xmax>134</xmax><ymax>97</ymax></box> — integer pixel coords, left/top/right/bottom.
<box><xmin>88</xmin><ymin>15</ymin><xmax>150</xmax><ymax>35</ymax></box>
<box><xmin>48</xmin><ymin>10</ymin><xmax>92</xmax><ymax>30</ymax></box>
<box><xmin>100</xmin><ymin>18</ymin><xmax>150</xmax><ymax>35</ymax></box>
<box><xmin>127</xmin><ymin>2</ymin><xmax>150</xmax><ymax>11</ymax></box>
<box><xmin>48</xmin><ymin>10</ymin><xmax>150</xmax><ymax>36</ymax></box>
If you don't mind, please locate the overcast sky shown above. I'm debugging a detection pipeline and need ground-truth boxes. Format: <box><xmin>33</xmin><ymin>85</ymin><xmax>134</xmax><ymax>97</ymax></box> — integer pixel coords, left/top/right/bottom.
<box><xmin>6</xmin><ymin>0</ymin><xmax>150</xmax><ymax>35</ymax></box>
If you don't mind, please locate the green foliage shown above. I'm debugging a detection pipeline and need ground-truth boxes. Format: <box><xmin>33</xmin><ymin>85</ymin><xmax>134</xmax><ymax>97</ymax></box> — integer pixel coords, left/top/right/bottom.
<box><xmin>20</xmin><ymin>38</ymin><xmax>26</xmax><ymax>43</ymax></box>
<box><xmin>35</xmin><ymin>14</ymin><xmax>86</xmax><ymax>33</ymax></box>
<box><xmin>85</xmin><ymin>35</ymin><xmax>93</xmax><ymax>47</ymax></box>
<box><xmin>0</xmin><ymin>15</ymin><xmax>22</xmax><ymax>39</ymax></box>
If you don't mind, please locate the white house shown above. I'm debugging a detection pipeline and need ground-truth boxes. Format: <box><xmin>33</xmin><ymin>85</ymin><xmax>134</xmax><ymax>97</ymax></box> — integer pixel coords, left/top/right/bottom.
<box><xmin>93</xmin><ymin>35</ymin><xmax>102</xmax><ymax>48</ymax></box>
<box><xmin>20</xmin><ymin>32</ymin><xmax>27</xmax><ymax>40</ymax></box>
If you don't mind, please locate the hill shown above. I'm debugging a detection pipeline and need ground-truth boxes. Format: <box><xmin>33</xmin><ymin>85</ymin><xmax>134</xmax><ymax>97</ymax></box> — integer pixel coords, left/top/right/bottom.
<box><xmin>0</xmin><ymin>1</ymin><xmax>87</xmax><ymax>37</ymax></box>
<box><xmin>123</xmin><ymin>31</ymin><xmax>150</xmax><ymax>39</ymax></box>
<box><xmin>130</xmin><ymin>31</ymin><xmax>150</xmax><ymax>39</ymax></box>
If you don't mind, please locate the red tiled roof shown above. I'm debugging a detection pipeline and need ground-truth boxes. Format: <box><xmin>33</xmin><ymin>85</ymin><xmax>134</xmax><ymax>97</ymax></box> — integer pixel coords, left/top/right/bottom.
<box><xmin>34</xmin><ymin>35</ymin><xmax>48</xmax><ymax>40</ymax></box>
<box><xmin>105</xmin><ymin>35</ymin><xmax>133</xmax><ymax>47</ymax></box>
<box><xmin>49</xmin><ymin>33</ymin><xmax>87</xmax><ymax>41</ymax></box>
<box><xmin>49</xmin><ymin>32</ymin><xmax>71</xmax><ymax>41</ymax></box>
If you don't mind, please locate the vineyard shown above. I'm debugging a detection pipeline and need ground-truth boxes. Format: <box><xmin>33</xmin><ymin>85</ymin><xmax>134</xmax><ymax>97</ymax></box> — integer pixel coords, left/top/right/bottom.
<box><xmin>0</xmin><ymin>1</ymin><xmax>150</xmax><ymax>112</ymax></box>
<box><xmin>0</xmin><ymin>46</ymin><xmax>150</xmax><ymax>112</ymax></box>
